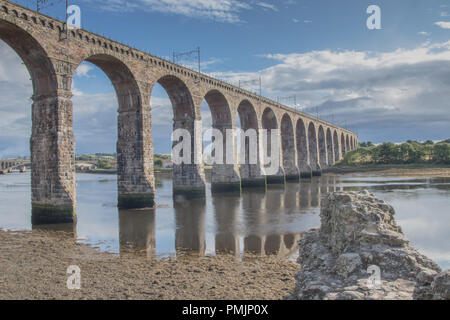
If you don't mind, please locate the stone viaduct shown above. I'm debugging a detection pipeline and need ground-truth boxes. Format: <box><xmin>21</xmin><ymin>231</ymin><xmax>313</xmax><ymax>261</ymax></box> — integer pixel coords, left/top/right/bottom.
<box><xmin>0</xmin><ymin>159</ymin><xmax>25</xmax><ymax>174</ymax></box>
<box><xmin>0</xmin><ymin>1</ymin><xmax>357</xmax><ymax>224</ymax></box>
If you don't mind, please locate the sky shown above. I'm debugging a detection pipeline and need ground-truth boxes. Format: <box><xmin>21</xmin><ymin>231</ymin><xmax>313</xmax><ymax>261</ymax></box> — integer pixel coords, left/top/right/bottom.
<box><xmin>0</xmin><ymin>0</ymin><xmax>450</xmax><ymax>157</ymax></box>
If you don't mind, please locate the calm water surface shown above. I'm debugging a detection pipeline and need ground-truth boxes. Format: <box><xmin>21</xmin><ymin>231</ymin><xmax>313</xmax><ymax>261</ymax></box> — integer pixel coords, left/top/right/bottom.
<box><xmin>0</xmin><ymin>172</ymin><xmax>449</xmax><ymax>268</ymax></box>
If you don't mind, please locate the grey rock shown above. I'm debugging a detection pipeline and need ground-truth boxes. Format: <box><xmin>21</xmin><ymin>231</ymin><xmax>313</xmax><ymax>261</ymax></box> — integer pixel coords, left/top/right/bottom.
<box><xmin>336</xmin><ymin>253</ymin><xmax>362</xmax><ymax>278</ymax></box>
<box><xmin>294</xmin><ymin>190</ymin><xmax>447</xmax><ymax>300</ymax></box>
<box><xmin>417</xmin><ymin>268</ymin><xmax>438</xmax><ymax>285</ymax></box>
<box><xmin>431</xmin><ymin>270</ymin><xmax>450</xmax><ymax>300</ymax></box>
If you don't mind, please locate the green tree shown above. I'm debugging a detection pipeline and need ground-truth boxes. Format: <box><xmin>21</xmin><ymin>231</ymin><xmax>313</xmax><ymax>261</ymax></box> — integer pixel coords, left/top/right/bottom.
<box><xmin>433</xmin><ymin>143</ymin><xmax>450</xmax><ymax>164</ymax></box>
<box><xmin>154</xmin><ymin>159</ymin><xmax>163</xmax><ymax>167</ymax></box>
<box><xmin>374</xmin><ymin>143</ymin><xmax>400</xmax><ymax>164</ymax></box>
<box><xmin>97</xmin><ymin>159</ymin><xmax>111</xmax><ymax>169</ymax></box>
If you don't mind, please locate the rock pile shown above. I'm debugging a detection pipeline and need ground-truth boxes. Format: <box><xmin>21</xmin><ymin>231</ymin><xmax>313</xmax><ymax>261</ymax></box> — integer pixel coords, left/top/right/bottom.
<box><xmin>293</xmin><ymin>190</ymin><xmax>449</xmax><ymax>300</ymax></box>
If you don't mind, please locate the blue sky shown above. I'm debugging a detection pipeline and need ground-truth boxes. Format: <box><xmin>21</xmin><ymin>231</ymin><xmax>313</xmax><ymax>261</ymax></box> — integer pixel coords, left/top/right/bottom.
<box><xmin>0</xmin><ymin>0</ymin><xmax>450</xmax><ymax>156</ymax></box>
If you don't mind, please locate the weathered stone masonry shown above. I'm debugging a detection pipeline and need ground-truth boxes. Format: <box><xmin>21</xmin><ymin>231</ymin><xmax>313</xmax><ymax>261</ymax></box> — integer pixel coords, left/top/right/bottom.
<box><xmin>0</xmin><ymin>0</ymin><xmax>357</xmax><ymax>224</ymax></box>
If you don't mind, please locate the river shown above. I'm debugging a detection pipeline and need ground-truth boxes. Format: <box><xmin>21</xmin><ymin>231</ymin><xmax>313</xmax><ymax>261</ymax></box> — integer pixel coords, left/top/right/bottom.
<box><xmin>0</xmin><ymin>172</ymin><xmax>448</xmax><ymax>269</ymax></box>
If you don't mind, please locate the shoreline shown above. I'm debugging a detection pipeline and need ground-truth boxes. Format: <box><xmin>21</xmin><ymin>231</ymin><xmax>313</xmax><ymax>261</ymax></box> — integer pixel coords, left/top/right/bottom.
<box><xmin>0</xmin><ymin>229</ymin><xmax>297</xmax><ymax>300</ymax></box>
<box><xmin>325</xmin><ymin>165</ymin><xmax>450</xmax><ymax>177</ymax></box>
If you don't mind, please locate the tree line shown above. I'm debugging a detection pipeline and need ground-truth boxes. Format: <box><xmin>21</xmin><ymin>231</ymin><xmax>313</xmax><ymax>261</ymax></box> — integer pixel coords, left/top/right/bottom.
<box><xmin>339</xmin><ymin>140</ymin><xmax>450</xmax><ymax>165</ymax></box>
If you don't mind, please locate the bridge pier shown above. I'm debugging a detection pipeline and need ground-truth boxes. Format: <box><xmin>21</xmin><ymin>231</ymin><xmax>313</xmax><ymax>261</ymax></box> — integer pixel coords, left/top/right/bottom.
<box><xmin>266</xmin><ymin>169</ymin><xmax>286</xmax><ymax>184</ymax></box>
<box><xmin>236</xmin><ymin>100</ymin><xmax>266</xmax><ymax>189</ymax></box>
<box><xmin>299</xmin><ymin>164</ymin><xmax>313</xmax><ymax>179</ymax></box>
<box><xmin>240</xmin><ymin>165</ymin><xmax>266</xmax><ymax>188</ymax></box>
<box><xmin>281</xmin><ymin>114</ymin><xmax>300</xmax><ymax>182</ymax></box>
<box><xmin>283</xmin><ymin>162</ymin><xmax>300</xmax><ymax>182</ymax></box>
<box><xmin>172</xmin><ymin>119</ymin><xmax>206</xmax><ymax>199</ymax></box>
<box><xmin>311</xmin><ymin>162</ymin><xmax>322</xmax><ymax>176</ymax></box>
<box><xmin>264</xmin><ymin>129</ymin><xmax>285</xmax><ymax>185</ymax></box>
<box><xmin>211</xmin><ymin>124</ymin><xmax>241</xmax><ymax>193</ymax></box>
<box><xmin>31</xmin><ymin>94</ymin><xmax>76</xmax><ymax>225</ymax></box>
<box><xmin>285</xmin><ymin>172</ymin><xmax>300</xmax><ymax>182</ymax></box>
<box><xmin>117</xmin><ymin>93</ymin><xmax>155</xmax><ymax>210</ymax></box>
<box><xmin>211</xmin><ymin>166</ymin><xmax>241</xmax><ymax>193</ymax></box>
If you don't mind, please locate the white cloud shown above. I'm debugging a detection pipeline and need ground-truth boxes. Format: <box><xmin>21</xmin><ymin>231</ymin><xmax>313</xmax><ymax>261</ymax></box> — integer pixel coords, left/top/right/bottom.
<box><xmin>435</xmin><ymin>21</ymin><xmax>450</xmax><ymax>29</ymax></box>
<box><xmin>75</xmin><ymin>63</ymin><xmax>94</xmax><ymax>77</ymax></box>
<box><xmin>215</xmin><ymin>41</ymin><xmax>450</xmax><ymax>142</ymax></box>
<box><xmin>83</xmin><ymin>0</ymin><xmax>252</xmax><ymax>23</ymax></box>
<box><xmin>418</xmin><ymin>31</ymin><xmax>430</xmax><ymax>36</ymax></box>
<box><xmin>255</xmin><ymin>2</ymin><xmax>278</xmax><ymax>12</ymax></box>
<box><xmin>0</xmin><ymin>41</ymin><xmax>32</xmax><ymax>158</ymax></box>
<box><xmin>150</xmin><ymin>96</ymin><xmax>173</xmax><ymax>126</ymax></box>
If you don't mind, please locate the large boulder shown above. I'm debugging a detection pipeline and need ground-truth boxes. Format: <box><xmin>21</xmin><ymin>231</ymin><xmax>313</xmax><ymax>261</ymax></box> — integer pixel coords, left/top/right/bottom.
<box><xmin>293</xmin><ymin>190</ymin><xmax>448</xmax><ymax>300</ymax></box>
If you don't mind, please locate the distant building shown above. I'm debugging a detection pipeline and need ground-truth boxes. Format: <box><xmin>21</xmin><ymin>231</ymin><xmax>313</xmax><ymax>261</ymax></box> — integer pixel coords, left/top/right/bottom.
<box><xmin>163</xmin><ymin>160</ymin><xmax>173</xmax><ymax>168</ymax></box>
<box><xmin>75</xmin><ymin>162</ymin><xmax>97</xmax><ymax>171</ymax></box>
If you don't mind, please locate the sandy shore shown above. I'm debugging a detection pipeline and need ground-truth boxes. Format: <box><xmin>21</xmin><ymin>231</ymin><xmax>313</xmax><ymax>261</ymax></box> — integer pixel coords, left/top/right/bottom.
<box><xmin>0</xmin><ymin>229</ymin><xmax>297</xmax><ymax>300</ymax></box>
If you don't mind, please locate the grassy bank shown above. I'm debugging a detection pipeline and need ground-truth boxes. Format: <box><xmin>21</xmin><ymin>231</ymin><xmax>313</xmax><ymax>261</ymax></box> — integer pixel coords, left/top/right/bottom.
<box><xmin>329</xmin><ymin>140</ymin><xmax>450</xmax><ymax>176</ymax></box>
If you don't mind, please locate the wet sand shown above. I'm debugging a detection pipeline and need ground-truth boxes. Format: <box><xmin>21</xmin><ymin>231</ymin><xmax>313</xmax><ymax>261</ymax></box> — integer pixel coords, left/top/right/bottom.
<box><xmin>0</xmin><ymin>229</ymin><xmax>297</xmax><ymax>300</ymax></box>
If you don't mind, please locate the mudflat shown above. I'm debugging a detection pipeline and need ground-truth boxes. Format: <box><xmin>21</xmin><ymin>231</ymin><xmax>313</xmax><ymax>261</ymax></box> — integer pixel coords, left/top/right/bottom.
<box><xmin>0</xmin><ymin>229</ymin><xmax>297</xmax><ymax>300</ymax></box>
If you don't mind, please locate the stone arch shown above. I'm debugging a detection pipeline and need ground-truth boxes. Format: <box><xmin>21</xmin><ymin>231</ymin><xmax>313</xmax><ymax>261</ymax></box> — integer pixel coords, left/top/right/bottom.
<box><xmin>261</xmin><ymin>108</ymin><xmax>283</xmax><ymax>183</ymax></box>
<box><xmin>308</xmin><ymin>122</ymin><xmax>321</xmax><ymax>175</ymax></box>
<box><xmin>153</xmin><ymin>74</ymin><xmax>204</xmax><ymax>197</ymax></box>
<box><xmin>296</xmin><ymin>118</ymin><xmax>311</xmax><ymax>178</ymax></box>
<box><xmin>0</xmin><ymin>17</ymin><xmax>76</xmax><ymax>224</ymax></box>
<box><xmin>333</xmin><ymin>130</ymin><xmax>340</xmax><ymax>161</ymax></box>
<box><xmin>156</xmin><ymin>75</ymin><xmax>196</xmax><ymax>120</ymax></box>
<box><xmin>73</xmin><ymin>54</ymin><xmax>154</xmax><ymax>209</ymax></box>
<box><xmin>346</xmin><ymin>135</ymin><xmax>350</xmax><ymax>151</ymax></box>
<box><xmin>237</xmin><ymin>100</ymin><xmax>265</xmax><ymax>188</ymax></box>
<box><xmin>203</xmin><ymin>89</ymin><xmax>240</xmax><ymax>192</ymax></box>
<box><xmin>326</xmin><ymin>128</ymin><xmax>333</xmax><ymax>166</ymax></box>
<box><xmin>261</xmin><ymin>107</ymin><xmax>278</xmax><ymax>130</ymax></box>
<box><xmin>74</xmin><ymin>54</ymin><xmax>142</xmax><ymax>113</ymax></box>
<box><xmin>204</xmin><ymin>89</ymin><xmax>232</xmax><ymax>127</ymax></box>
<box><xmin>341</xmin><ymin>133</ymin><xmax>346</xmax><ymax>156</ymax></box>
<box><xmin>318</xmin><ymin>125</ymin><xmax>327</xmax><ymax>169</ymax></box>
<box><xmin>0</xmin><ymin>19</ymin><xmax>56</xmax><ymax>96</ymax></box>
<box><xmin>281</xmin><ymin>114</ymin><xmax>299</xmax><ymax>181</ymax></box>
<box><xmin>237</xmin><ymin>99</ymin><xmax>258</xmax><ymax>130</ymax></box>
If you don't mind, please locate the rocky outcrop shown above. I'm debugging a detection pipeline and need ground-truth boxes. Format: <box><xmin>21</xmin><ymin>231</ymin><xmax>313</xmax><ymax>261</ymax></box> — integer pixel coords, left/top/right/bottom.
<box><xmin>293</xmin><ymin>190</ymin><xmax>449</xmax><ymax>300</ymax></box>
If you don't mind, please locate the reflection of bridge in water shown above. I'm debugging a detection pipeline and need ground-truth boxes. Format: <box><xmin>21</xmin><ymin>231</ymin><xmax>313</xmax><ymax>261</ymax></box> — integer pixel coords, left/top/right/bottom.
<box><xmin>114</xmin><ymin>176</ymin><xmax>343</xmax><ymax>259</ymax></box>
<box><xmin>29</xmin><ymin>175</ymin><xmax>344</xmax><ymax>259</ymax></box>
